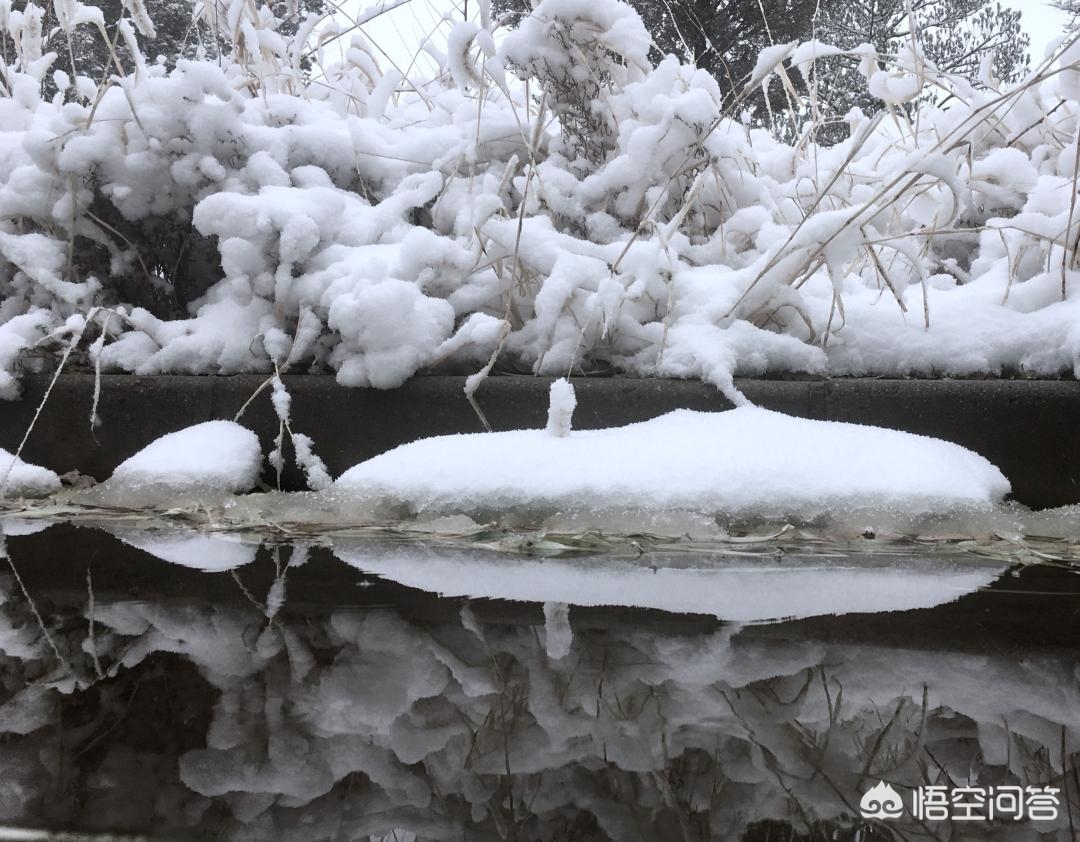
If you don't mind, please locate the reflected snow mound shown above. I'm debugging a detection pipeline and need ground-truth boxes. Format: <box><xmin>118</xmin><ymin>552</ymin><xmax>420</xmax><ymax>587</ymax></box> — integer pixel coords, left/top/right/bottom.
<box><xmin>0</xmin><ymin>547</ymin><xmax>1074</xmax><ymax>840</ymax></box>
<box><xmin>110</xmin><ymin>527</ymin><xmax>258</xmax><ymax>572</ymax></box>
<box><xmin>333</xmin><ymin>538</ymin><xmax>1008</xmax><ymax>622</ymax></box>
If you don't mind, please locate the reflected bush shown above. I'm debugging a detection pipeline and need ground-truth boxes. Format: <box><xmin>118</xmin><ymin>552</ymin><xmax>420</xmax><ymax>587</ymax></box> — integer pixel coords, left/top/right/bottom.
<box><xmin>0</xmin><ymin>561</ymin><xmax>1075</xmax><ymax>841</ymax></box>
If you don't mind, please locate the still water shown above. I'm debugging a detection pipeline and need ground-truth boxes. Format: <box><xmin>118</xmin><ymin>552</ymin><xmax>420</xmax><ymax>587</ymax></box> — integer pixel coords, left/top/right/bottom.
<box><xmin>0</xmin><ymin>520</ymin><xmax>1077</xmax><ymax>841</ymax></box>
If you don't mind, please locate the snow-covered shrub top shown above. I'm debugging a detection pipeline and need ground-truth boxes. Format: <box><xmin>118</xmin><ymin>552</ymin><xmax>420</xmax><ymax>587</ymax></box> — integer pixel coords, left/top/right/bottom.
<box><xmin>2</xmin><ymin>0</ymin><xmax>1080</xmax><ymax>404</ymax></box>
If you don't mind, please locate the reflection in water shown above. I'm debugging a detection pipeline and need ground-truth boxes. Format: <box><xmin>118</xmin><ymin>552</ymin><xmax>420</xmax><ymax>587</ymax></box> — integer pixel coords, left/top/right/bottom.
<box><xmin>332</xmin><ymin>538</ymin><xmax>1012</xmax><ymax>622</ymax></box>
<box><xmin>0</xmin><ymin>523</ymin><xmax>1077</xmax><ymax>841</ymax></box>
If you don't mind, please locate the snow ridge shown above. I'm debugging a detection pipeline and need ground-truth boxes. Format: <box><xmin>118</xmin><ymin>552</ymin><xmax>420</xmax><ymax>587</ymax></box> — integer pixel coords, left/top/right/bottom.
<box><xmin>334</xmin><ymin>406</ymin><xmax>1011</xmax><ymax>519</ymax></box>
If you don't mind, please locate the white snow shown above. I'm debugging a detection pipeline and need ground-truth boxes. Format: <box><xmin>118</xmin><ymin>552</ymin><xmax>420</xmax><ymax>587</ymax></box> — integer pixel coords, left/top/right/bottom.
<box><xmin>0</xmin><ymin>448</ymin><xmax>60</xmax><ymax>499</ymax></box>
<box><xmin>334</xmin><ymin>407</ymin><xmax>1010</xmax><ymax>519</ymax></box>
<box><xmin>0</xmin><ymin>0</ymin><xmax>1078</xmax><ymax>399</ymax></box>
<box><xmin>88</xmin><ymin>421</ymin><xmax>263</xmax><ymax>506</ymax></box>
<box><xmin>545</xmin><ymin>377</ymin><xmax>576</xmax><ymax>437</ymax></box>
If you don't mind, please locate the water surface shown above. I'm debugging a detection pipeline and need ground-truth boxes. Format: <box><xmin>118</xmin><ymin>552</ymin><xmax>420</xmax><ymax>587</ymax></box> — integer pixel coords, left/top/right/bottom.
<box><xmin>0</xmin><ymin>521</ymin><xmax>1077</xmax><ymax>841</ymax></box>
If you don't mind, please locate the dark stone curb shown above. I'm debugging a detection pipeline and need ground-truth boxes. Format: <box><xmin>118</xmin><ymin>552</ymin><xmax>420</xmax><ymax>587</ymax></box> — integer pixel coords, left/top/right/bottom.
<box><xmin>1</xmin><ymin>374</ymin><xmax>1077</xmax><ymax>508</ymax></box>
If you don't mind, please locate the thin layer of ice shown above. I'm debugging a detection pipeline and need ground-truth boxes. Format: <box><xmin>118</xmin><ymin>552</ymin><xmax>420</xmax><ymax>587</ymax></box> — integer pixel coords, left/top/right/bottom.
<box><xmin>333</xmin><ymin>407</ymin><xmax>1010</xmax><ymax>519</ymax></box>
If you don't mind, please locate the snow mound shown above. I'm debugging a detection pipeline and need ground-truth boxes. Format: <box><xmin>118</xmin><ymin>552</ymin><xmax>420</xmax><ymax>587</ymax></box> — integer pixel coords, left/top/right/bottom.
<box><xmin>0</xmin><ymin>448</ymin><xmax>61</xmax><ymax>498</ymax></box>
<box><xmin>333</xmin><ymin>407</ymin><xmax>1010</xmax><ymax>519</ymax></box>
<box><xmin>90</xmin><ymin>421</ymin><xmax>263</xmax><ymax>507</ymax></box>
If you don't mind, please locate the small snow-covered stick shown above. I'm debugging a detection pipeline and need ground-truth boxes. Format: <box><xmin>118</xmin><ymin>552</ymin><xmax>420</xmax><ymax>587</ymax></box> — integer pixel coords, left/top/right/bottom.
<box><xmin>269</xmin><ymin>372</ymin><xmax>290</xmax><ymax>490</ymax></box>
<box><xmin>463</xmin><ymin>316</ymin><xmax>512</xmax><ymax>433</ymax></box>
<box><xmin>1062</xmin><ymin>123</ymin><xmax>1080</xmax><ymax>299</ymax></box>
<box><xmin>86</xmin><ymin>568</ymin><xmax>104</xmax><ymax>680</ymax></box>
<box><xmin>0</xmin><ymin>315</ymin><xmax>89</xmax><ymax>498</ymax></box>
<box><xmin>268</xmin><ymin>366</ymin><xmax>333</xmax><ymax>491</ymax></box>
<box><xmin>1</xmin><ymin>536</ymin><xmax>71</xmax><ymax>673</ymax></box>
<box><xmin>545</xmin><ymin>377</ymin><xmax>575</xmax><ymax>438</ymax></box>
<box><xmin>88</xmin><ymin>306</ymin><xmax>117</xmax><ymax>433</ymax></box>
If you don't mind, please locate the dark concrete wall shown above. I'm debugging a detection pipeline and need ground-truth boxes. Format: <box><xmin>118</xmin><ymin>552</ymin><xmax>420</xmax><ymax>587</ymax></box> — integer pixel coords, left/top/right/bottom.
<box><xmin>1</xmin><ymin>374</ymin><xmax>1077</xmax><ymax>508</ymax></box>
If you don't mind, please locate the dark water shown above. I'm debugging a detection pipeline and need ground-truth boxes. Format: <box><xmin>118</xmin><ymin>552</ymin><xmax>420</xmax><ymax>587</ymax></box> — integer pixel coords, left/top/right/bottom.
<box><xmin>0</xmin><ymin>521</ymin><xmax>1078</xmax><ymax>841</ymax></box>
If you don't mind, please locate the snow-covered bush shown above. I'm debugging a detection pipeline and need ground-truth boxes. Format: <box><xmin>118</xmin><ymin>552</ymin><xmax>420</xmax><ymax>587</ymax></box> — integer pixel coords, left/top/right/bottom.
<box><xmin>1</xmin><ymin>0</ymin><xmax>1080</xmax><ymax>406</ymax></box>
<box><xmin>502</xmin><ymin>0</ymin><xmax>651</xmax><ymax>163</ymax></box>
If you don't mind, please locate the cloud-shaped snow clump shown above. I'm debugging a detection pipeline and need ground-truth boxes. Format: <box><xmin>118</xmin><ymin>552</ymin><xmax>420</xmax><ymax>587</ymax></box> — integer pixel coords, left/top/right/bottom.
<box><xmin>88</xmin><ymin>421</ymin><xmax>263</xmax><ymax>507</ymax></box>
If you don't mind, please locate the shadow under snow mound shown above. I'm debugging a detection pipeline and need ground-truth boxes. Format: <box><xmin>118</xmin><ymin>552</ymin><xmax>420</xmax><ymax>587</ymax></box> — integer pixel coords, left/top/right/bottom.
<box><xmin>333</xmin><ymin>407</ymin><xmax>1011</xmax><ymax>519</ymax></box>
